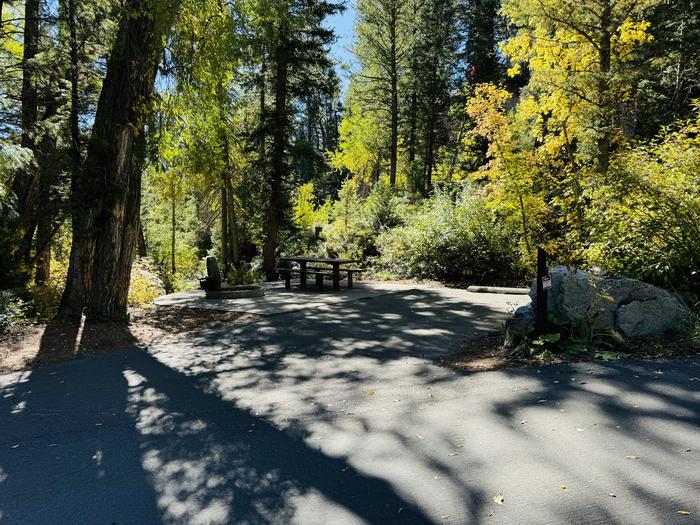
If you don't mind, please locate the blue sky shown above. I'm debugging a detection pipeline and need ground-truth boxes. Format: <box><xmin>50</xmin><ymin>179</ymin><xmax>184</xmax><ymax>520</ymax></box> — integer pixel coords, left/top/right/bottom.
<box><xmin>325</xmin><ymin>1</ymin><xmax>357</xmax><ymax>96</ymax></box>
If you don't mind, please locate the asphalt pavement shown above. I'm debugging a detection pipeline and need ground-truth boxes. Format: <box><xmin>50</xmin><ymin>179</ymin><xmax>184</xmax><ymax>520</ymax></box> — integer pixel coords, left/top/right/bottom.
<box><xmin>0</xmin><ymin>288</ymin><xmax>698</xmax><ymax>524</ymax></box>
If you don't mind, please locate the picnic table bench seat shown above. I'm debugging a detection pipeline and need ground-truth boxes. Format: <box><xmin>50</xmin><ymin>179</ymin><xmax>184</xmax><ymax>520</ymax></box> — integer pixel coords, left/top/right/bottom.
<box><xmin>276</xmin><ymin>263</ymin><xmax>364</xmax><ymax>291</ymax></box>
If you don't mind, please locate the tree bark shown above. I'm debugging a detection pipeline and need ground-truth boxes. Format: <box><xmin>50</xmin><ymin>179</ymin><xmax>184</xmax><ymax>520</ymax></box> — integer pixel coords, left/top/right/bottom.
<box><xmin>221</xmin><ymin>131</ymin><xmax>240</xmax><ymax>267</ymax></box>
<box><xmin>227</xmin><ymin>176</ymin><xmax>240</xmax><ymax>266</ymax></box>
<box><xmin>11</xmin><ymin>0</ymin><xmax>41</xmax><ymax>270</ymax></box>
<box><xmin>262</xmin><ymin>28</ymin><xmax>289</xmax><ymax>280</ymax></box>
<box><xmin>137</xmin><ymin>222</ymin><xmax>147</xmax><ymax>257</ymax></box>
<box><xmin>596</xmin><ymin>0</ymin><xmax>612</xmax><ymax>176</ymax></box>
<box><xmin>388</xmin><ymin>3</ymin><xmax>398</xmax><ymax>186</ymax></box>
<box><xmin>65</xmin><ymin>0</ymin><xmax>81</xmax><ymax>167</ymax></box>
<box><xmin>34</xmin><ymin>102</ymin><xmax>60</xmax><ymax>284</ymax></box>
<box><xmin>59</xmin><ymin>0</ymin><xmax>180</xmax><ymax>320</ymax></box>
<box><xmin>220</xmin><ymin>173</ymin><xmax>230</xmax><ymax>274</ymax></box>
<box><xmin>170</xmin><ymin>196</ymin><xmax>176</xmax><ymax>275</ymax></box>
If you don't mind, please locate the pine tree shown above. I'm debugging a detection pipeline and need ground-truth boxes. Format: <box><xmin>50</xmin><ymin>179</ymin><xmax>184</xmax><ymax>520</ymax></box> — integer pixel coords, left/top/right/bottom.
<box><xmin>354</xmin><ymin>0</ymin><xmax>413</xmax><ymax>186</ymax></box>
<box><xmin>59</xmin><ymin>0</ymin><xmax>182</xmax><ymax>319</ymax></box>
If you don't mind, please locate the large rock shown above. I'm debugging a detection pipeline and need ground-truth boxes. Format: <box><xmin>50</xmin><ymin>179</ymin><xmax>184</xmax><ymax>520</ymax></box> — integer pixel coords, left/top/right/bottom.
<box><xmin>525</xmin><ymin>266</ymin><xmax>689</xmax><ymax>339</ymax></box>
<box><xmin>504</xmin><ymin>304</ymin><xmax>535</xmax><ymax>347</ymax></box>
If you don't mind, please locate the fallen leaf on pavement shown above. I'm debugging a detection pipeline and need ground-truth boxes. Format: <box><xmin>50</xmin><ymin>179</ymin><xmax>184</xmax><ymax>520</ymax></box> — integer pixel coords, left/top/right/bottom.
<box><xmin>625</xmin><ymin>455</ymin><xmax>639</xmax><ymax>459</ymax></box>
<box><xmin>677</xmin><ymin>511</ymin><xmax>691</xmax><ymax>516</ymax></box>
<box><xmin>561</xmin><ymin>485</ymin><xmax>567</xmax><ymax>491</ymax></box>
<box><xmin>493</xmin><ymin>494</ymin><xmax>504</xmax><ymax>506</ymax></box>
<box><xmin>608</xmin><ymin>493</ymin><xmax>616</xmax><ymax>498</ymax></box>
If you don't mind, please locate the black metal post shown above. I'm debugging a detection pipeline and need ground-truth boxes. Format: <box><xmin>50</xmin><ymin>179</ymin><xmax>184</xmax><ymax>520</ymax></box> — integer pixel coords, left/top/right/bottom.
<box><xmin>535</xmin><ymin>246</ymin><xmax>548</xmax><ymax>334</ymax></box>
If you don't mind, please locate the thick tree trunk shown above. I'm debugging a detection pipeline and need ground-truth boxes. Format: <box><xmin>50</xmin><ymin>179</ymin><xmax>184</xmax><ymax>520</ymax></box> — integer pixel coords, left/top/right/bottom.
<box><xmin>11</xmin><ymin>0</ymin><xmax>40</xmax><ymax>270</ymax></box>
<box><xmin>262</xmin><ymin>30</ymin><xmax>289</xmax><ymax>281</ymax></box>
<box><xmin>59</xmin><ymin>0</ymin><xmax>180</xmax><ymax>320</ymax></box>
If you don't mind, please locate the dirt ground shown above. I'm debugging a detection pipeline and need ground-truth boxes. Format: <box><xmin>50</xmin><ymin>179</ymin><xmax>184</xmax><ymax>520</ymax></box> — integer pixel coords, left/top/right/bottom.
<box><xmin>0</xmin><ymin>307</ymin><xmax>260</xmax><ymax>374</ymax></box>
<box><xmin>439</xmin><ymin>332</ymin><xmax>700</xmax><ymax>372</ymax></box>
<box><xmin>3</xmin><ymin>299</ymin><xmax>696</xmax><ymax>376</ymax></box>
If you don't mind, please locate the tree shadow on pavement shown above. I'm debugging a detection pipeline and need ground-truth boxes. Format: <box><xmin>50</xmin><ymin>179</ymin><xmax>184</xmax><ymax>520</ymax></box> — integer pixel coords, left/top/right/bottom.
<box><xmin>0</xmin><ymin>288</ymin><xmax>516</xmax><ymax>524</ymax></box>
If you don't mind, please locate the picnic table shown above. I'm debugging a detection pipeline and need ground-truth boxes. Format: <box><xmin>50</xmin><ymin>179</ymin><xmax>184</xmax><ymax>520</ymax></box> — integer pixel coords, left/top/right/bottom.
<box><xmin>278</xmin><ymin>256</ymin><xmax>362</xmax><ymax>290</ymax></box>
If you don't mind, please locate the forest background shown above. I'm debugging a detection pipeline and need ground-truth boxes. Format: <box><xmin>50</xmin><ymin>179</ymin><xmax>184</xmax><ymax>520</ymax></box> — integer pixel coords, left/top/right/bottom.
<box><xmin>0</xmin><ymin>0</ymin><xmax>698</xmax><ymax>324</ymax></box>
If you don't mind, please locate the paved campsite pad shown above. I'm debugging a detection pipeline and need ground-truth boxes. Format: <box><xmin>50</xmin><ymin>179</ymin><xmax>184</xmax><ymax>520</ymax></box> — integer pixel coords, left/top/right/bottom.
<box><xmin>153</xmin><ymin>281</ymin><xmax>505</xmax><ymax>316</ymax></box>
<box><xmin>1</xmin><ymin>287</ymin><xmax>698</xmax><ymax>524</ymax></box>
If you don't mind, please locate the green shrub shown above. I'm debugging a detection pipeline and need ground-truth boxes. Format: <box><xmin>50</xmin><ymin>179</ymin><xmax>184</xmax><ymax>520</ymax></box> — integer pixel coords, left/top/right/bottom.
<box><xmin>128</xmin><ymin>258</ymin><xmax>167</xmax><ymax>307</ymax></box>
<box><xmin>377</xmin><ymin>184</ymin><xmax>526</xmax><ymax>284</ymax></box>
<box><xmin>587</xmin><ymin>109</ymin><xmax>700</xmax><ymax>296</ymax></box>
<box><xmin>0</xmin><ymin>290</ymin><xmax>28</xmax><ymax>334</ymax></box>
<box><xmin>324</xmin><ymin>179</ymin><xmax>371</xmax><ymax>258</ymax></box>
<box><xmin>363</xmin><ymin>179</ymin><xmax>404</xmax><ymax>233</ymax></box>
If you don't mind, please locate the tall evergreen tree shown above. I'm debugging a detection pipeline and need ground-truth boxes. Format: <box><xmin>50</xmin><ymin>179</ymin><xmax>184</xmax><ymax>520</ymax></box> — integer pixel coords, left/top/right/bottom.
<box><xmin>354</xmin><ymin>0</ymin><xmax>413</xmax><ymax>186</ymax></box>
<box><xmin>252</xmin><ymin>0</ymin><xmax>342</xmax><ymax>280</ymax></box>
<box><xmin>59</xmin><ymin>0</ymin><xmax>182</xmax><ymax>319</ymax></box>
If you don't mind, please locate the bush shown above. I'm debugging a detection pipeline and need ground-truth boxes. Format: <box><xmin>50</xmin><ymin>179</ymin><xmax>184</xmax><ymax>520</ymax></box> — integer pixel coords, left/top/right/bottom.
<box><xmin>324</xmin><ymin>179</ymin><xmax>372</xmax><ymax>258</ymax></box>
<box><xmin>587</xmin><ymin>109</ymin><xmax>700</xmax><ymax>296</ymax></box>
<box><xmin>128</xmin><ymin>258</ymin><xmax>167</xmax><ymax>307</ymax></box>
<box><xmin>377</xmin><ymin>184</ymin><xmax>527</xmax><ymax>284</ymax></box>
<box><xmin>27</xmin><ymin>258</ymin><xmax>69</xmax><ymax>319</ymax></box>
<box><xmin>323</xmin><ymin>178</ymin><xmax>406</xmax><ymax>259</ymax></box>
<box><xmin>0</xmin><ymin>290</ymin><xmax>28</xmax><ymax>334</ymax></box>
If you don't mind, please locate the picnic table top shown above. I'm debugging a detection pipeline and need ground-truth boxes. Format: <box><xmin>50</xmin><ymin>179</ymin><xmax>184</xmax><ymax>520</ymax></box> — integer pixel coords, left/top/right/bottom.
<box><xmin>280</xmin><ymin>256</ymin><xmax>360</xmax><ymax>265</ymax></box>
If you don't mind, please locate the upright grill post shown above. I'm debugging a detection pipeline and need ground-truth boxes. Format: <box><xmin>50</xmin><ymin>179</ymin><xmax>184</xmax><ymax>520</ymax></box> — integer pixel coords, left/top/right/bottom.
<box><xmin>535</xmin><ymin>247</ymin><xmax>548</xmax><ymax>334</ymax></box>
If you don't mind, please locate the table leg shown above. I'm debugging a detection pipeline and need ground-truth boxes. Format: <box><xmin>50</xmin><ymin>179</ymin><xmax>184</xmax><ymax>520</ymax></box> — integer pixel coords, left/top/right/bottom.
<box><xmin>332</xmin><ymin>263</ymin><xmax>340</xmax><ymax>290</ymax></box>
<box><xmin>300</xmin><ymin>261</ymin><xmax>307</xmax><ymax>289</ymax></box>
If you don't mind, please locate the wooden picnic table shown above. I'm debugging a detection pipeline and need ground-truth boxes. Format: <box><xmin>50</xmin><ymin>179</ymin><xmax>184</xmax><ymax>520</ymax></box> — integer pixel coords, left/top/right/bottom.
<box><xmin>279</xmin><ymin>256</ymin><xmax>361</xmax><ymax>290</ymax></box>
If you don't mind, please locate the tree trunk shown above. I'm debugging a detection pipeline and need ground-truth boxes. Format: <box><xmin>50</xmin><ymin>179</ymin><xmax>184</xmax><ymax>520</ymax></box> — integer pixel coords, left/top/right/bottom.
<box><xmin>227</xmin><ymin>178</ymin><xmax>241</xmax><ymax>266</ymax></box>
<box><xmin>221</xmin><ymin>131</ymin><xmax>240</xmax><ymax>267</ymax></box>
<box><xmin>389</xmin><ymin>8</ymin><xmax>398</xmax><ymax>186</ymax></box>
<box><xmin>220</xmin><ymin>175</ymin><xmax>230</xmax><ymax>274</ymax></box>
<box><xmin>34</xmin><ymin>103</ymin><xmax>60</xmax><ymax>284</ymax></box>
<box><xmin>596</xmin><ymin>0</ymin><xmax>612</xmax><ymax>176</ymax></box>
<box><xmin>59</xmin><ymin>0</ymin><xmax>180</xmax><ymax>320</ymax></box>
<box><xmin>11</xmin><ymin>0</ymin><xmax>40</xmax><ymax>270</ymax></box>
<box><xmin>424</xmin><ymin>123</ymin><xmax>435</xmax><ymax>192</ymax></box>
<box><xmin>137</xmin><ymin>222</ymin><xmax>147</xmax><ymax>258</ymax></box>
<box><xmin>262</xmin><ymin>29</ymin><xmax>289</xmax><ymax>281</ymax></box>
<box><xmin>66</xmin><ymin>0</ymin><xmax>81</xmax><ymax>167</ymax></box>
<box><xmin>259</xmin><ymin>46</ymin><xmax>267</xmax><ymax>157</ymax></box>
<box><xmin>170</xmin><ymin>196</ymin><xmax>176</xmax><ymax>275</ymax></box>
<box><xmin>408</xmin><ymin>91</ymin><xmax>417</xmax><ymax>163</ymax></box>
